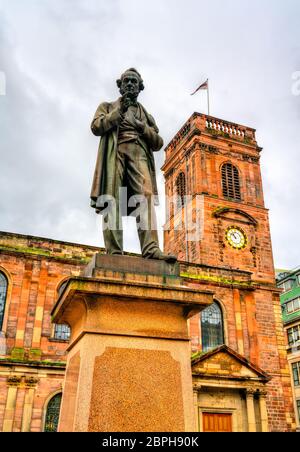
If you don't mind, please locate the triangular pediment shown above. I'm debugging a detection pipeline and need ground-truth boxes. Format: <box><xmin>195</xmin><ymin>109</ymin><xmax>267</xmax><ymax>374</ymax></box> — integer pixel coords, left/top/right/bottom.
<box><xmin>192</xmin><ymin>345</ymin><xmax>270</xmax><ymax>381</ymax></box>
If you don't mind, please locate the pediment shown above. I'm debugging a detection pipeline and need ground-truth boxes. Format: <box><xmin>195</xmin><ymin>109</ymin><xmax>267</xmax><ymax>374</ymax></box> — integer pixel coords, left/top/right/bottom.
<box><xmin>212</xmin><ymin>207</ymin><xmax>258</xmax><ymax>227</ymax></box>
<box><xmin>192</xmin><ymin>345</ymin><xmax>269</xmax><ymax>381</ymax></box>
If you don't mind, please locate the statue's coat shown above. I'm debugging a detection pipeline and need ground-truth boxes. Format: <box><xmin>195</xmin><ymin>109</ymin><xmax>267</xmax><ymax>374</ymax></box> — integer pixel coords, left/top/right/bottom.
<box><xmin>90</xmin><ymin>98</ymin><xmax>163</xmax><ymax>213</ymax></box>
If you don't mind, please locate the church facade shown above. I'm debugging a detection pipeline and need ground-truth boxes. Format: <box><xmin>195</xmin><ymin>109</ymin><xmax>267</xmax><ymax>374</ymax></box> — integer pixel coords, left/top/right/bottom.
<box><xmin>0</xmin><ymin>113</ymin><xmax>296</xmax><ymax>432</ymax></box>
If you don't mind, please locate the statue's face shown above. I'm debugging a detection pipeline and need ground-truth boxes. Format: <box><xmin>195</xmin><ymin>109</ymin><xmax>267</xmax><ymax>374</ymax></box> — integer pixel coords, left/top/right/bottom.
<box><xmin>119</xmin><ymin>73</ymin><xmax>141</xmax><ymax>98</ymax></box>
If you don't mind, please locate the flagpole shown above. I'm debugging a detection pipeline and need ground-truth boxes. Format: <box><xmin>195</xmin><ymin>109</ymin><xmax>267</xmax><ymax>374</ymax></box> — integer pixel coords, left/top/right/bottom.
<box><xmin>190</xmin><ymin>79</ymin><xmax>210</xmax><ymax>114</ymax></box>
<box><xmin>207</xmin><ymin>79</ymin><xmax>210</xmax><ymax>116</ymax></box>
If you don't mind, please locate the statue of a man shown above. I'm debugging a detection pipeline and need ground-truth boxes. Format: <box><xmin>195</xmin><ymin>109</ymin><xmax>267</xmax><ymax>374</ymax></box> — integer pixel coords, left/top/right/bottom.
<box><xmin>90</xmin><ymin>68</ymin><xmax>176</xmax><ymax>262</ymax></box>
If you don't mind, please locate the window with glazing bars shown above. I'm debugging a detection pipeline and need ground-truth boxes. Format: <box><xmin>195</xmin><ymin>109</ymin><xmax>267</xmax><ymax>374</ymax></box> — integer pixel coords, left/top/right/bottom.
<box><xmin>176</xmin><ymin>172</ymin><xmax>186</xmax><ymax>207</ymax></box>
<box><xmin>221</xmin><ymin>163</ymin><xmax>241</xmax><ymax>200</ymax></box>
<box><xmin>44</xmin><ymin>393</ymin><xmax>62</xmax><ymax>432</ymax></box>
<box><xmin>281</xmin><ymin>279</ymin><xmax>294</xmax><ymax>292</ymax></box>
<box><xmin>286</xmin><ymin>298</ymin><xmax>300</xmax><ymax>314</ymax></box>
<box><xmin>287</xmin><ymin>325</ymin><xmax>300</xmax><ymax>347</ymax></box>
<box><xmin>54</xmin><ymin>324</ymin><xmax>71</xmax><ymax>341</ymax></box>
<box><xmin>292</xmin><ymin>362</ymin><xmax>300</xmax><ymax>386</ymax></box>
<box><xmin>201</xmin><ymin>302</ymin><xmax>224</xmax><ymax>353</ymax></box>
<box><xmin>0</xmin><ymin>272</ymin><xmax>8</xmax><ymax>331</ymax></box>
<box><xmin>297</xmin><ymin>400</ymin><xmax>300</xmax><ymax>423</ymax></box>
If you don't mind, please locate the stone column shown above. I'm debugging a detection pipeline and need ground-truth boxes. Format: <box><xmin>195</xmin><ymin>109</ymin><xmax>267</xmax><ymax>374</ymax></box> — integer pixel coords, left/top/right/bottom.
<box><xmin>2</xmin><ymin>376</ymin><xmax>21</xmax><ymax>432</ymax></box>
<box><xmin>193</xmin><ymin>388</ymin><xmax>200</xmax><ymax>432</ymax></box>
<box><xmin>21</xmin><ymin>378</ymin><xmax>39</xmax><ymax>432</ymax></box>
<box><xmin>52</xmin><ymin>255</ymin><xmax>213</xmax><ymax>432</ymax></box>
<box><xmin>258</xmin><ymin>390</ymin><xmax>269</xmax><ymax>433</ymax></box>
<box><xmin>246</xmin><ymin>388</ymin><xmax>256</xmax><ymax>433</ymax></box>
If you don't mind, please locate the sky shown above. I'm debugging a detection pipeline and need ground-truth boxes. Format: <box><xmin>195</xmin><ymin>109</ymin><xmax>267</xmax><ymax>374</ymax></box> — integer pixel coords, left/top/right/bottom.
<box><xmin>0</xmin><ymin>0</ymin><xmax>299</xmax><ymax>269</ymax></box>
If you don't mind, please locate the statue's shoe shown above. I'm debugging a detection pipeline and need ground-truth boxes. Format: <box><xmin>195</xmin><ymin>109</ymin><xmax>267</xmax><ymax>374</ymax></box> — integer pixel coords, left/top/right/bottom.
<box><xmin>145</xmin><ymin>249</ymin><xmax>178</xmax><ymax>263</ymax></box>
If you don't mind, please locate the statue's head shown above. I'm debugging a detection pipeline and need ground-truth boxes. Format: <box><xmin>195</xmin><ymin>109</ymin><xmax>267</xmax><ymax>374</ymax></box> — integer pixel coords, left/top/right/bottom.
<box><xmin>117</xmin><ymin>68</ymin><xmax>144</xmax><ymax>99</ymax></box>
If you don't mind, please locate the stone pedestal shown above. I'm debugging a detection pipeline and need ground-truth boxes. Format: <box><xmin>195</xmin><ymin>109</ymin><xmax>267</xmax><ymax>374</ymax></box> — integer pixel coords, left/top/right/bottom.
<box><xmin>51</xmin><ymin>255</ymin><xmax>213</xmax><ymax>432</ymax></box>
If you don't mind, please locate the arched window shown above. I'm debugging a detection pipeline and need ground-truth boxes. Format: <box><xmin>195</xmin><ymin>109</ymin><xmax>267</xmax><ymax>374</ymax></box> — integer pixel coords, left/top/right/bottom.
<box><xmin>53</xmin><ymin>323</ymin><xmax>71</xmax><ymax>341</ymax></box>
<box><xmin>0</xmin><ymin>272</ymin><xmax>8</xmax><ymax>331</ymax></box>
<box><xmin>201</xmin><ymin>301</ymin><xmax>224</xmax><ymax>353</ymax></box>
<box><xmin>176</xmin><ymin>172</ymin><xmax>186</xmax><ymax>207</ymax></box>
<box><xmin>44</xmin><ymin>393</ymin><xmax>62</xmax><ymax>432</ymax></box>
<box><xmin>221</xmin><ymin>163</ymin><xmax>241</xmax><ymax>200</ymax></box>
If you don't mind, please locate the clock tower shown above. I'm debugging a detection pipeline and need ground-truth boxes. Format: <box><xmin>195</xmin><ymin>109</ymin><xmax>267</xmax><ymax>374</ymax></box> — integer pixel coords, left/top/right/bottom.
<box><xmin>162</xmin><ymin>112</ymin><xmax>274</xmax><ymax>283</ymax></box>
<box><xmin>162</xmin><ymin>113</ymin><xmax>295</xmax><ymax>432</ymax></box>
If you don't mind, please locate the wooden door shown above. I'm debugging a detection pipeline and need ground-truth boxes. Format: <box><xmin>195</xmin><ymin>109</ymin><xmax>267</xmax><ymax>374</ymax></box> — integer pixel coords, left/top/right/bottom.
<box><xmin>202</xmin><ymin>413</ymin><xmax>233</xmax><ymax>432</ymax></box>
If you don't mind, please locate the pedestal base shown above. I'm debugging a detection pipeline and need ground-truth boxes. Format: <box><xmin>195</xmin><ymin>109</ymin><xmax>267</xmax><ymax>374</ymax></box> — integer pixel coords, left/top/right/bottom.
<box><xmin>52</xmin><ymin>255</ymin><xmax>213</xmax><ymax>432</ymax></box>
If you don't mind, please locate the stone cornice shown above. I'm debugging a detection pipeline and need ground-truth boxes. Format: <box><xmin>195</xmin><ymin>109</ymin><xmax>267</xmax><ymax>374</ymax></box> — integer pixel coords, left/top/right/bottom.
<box><xmin>0</xmin><ymin>358</ymin><xmax>66</xmax><ymax>370</ymax></box>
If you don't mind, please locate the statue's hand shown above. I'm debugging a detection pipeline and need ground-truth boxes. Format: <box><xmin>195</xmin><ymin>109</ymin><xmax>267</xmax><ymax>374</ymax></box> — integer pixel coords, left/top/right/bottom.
<box><xmin>120</xmin><ymin>96</ymin><xmax>131</xmax><ymax>113</ymax></box>
<box><xmin>120</xmin><ymin>93</ymin><xmax>137</xmax><ymax>113</ymax></box>
<box><xmin>133</xmin><ymin>118</ymin><xmax>146</xmax><ymax>134</ymax></box>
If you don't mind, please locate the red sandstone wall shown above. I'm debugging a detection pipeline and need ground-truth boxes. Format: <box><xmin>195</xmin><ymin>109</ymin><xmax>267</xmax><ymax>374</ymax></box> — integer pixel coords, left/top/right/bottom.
<box><xmin>163</xmin><ymin>114</ymin><xmax>295</xmax><ymax>431</ymax></box>
<box><xmin>0</xmin><ymin>233</ymin><xmax>96</xmax><ymax>360</ymax></box>
<box><xmin>0</xmin><ymin>233</ymin><xmax>96</xmax><ymax>432</ymax></box>
<box><xmin>187</xmin><ymin>278</ymin><xmax>295</xmax><ymax>431</ymax></box>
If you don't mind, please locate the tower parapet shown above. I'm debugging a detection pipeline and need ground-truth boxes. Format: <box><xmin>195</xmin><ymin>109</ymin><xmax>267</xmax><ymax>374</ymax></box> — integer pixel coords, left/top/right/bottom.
<box><xmin>164</xmin><ymin>113</ymin><xmax>258</xmax><ymax>164</ymax></box>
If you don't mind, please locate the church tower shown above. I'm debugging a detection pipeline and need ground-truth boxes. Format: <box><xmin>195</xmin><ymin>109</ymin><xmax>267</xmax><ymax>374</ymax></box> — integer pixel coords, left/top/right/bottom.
<box><xmin>162</xmin><ymin>113</ymin><xmax>274</xmax><ymax>283</ymax></box>
<box><xmin>162</xmin><ymin>113</ymin><xmax>295</xmax><ymax>432</ymax></box>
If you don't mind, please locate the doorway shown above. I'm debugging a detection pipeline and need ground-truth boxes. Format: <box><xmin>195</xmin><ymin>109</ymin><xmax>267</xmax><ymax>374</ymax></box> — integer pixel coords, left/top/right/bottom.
<box><xmin>202</xmin><ymin>412</ymin><xmax>233</xmax><ymax>432</ymax></box>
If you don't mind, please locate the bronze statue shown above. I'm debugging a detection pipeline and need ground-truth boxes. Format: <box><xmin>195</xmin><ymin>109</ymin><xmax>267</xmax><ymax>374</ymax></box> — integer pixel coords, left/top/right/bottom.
<box><xmin>90</xmin><ymin>68</ymin><xmax>176</xmax><ymax>262</ymax></box>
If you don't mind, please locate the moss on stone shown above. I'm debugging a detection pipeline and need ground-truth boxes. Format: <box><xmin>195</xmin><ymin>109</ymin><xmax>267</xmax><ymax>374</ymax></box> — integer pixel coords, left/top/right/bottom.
<box><xmin>191</xmin><ymin>351</ymin><xmax>206</xmax><ymax>361</ymax></box>
<box><xmin>11</xmin><ymin>347</ymin><xmax>25</xmax><ymax>360</ymax></box>
<box><xmin>206</xmin><ymin>127</ymin><xmax>253</xmax><ymax>144</ymax></box>
<box><xmin>0</xmin><ymin>244</ymin><xmax>90</xmax><ymax>263</ymax></box>
<box><xmin>0</xmin><ymin>357</ymin><xmax>66</xmax><ymax>367</ymax></box>
<box><xmin>212</xmin><ymin>207</ymin><xmax>231</xmax><ymax>217</ymax></box>
<box><xmin>181</xmin><ymin>272</ymin><xmax>252</xmax><ymax>287</ymax></box>
<box><xmin>29</xmin><ymin>348</ymin><xmax>42</xmax><ymax>360</ymax></box>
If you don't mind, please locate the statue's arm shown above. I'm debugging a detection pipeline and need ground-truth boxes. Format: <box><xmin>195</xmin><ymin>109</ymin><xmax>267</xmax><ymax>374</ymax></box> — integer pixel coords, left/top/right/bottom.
<box><xmin>142</xmin><ymin>126</ymin><xmax>163</xmax><ymax>152</ymax></box>
<box><xmin>141</xmin><ymin>114</ymin><xmax>164</xmax><ymax>152</ymax></box>
<box><xmin>91</xmin><ymin>103</ymin><xmax>122</xmax><ymax>136</ymax></box>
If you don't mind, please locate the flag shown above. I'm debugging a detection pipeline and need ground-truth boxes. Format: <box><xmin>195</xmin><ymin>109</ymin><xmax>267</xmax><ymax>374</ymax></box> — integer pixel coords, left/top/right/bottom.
<box><xmin>190</xmin><ymin>79</ymin><xmax>208</xmax><ymax>96</ymax></box>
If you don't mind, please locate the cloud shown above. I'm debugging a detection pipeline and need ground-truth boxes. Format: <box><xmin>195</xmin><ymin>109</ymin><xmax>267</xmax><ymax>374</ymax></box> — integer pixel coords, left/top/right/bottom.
<box><xmin>0</xmin><ymin>0</ymin><xmax>299</xmax><ymax>267</ymax></box>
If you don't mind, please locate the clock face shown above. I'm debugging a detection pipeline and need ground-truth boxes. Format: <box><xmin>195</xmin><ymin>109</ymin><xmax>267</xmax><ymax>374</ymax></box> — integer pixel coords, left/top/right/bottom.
<box><xmin>225</xmin><ymin>226</ymin><xmax>247</xmax><ymax>250</ymax></box>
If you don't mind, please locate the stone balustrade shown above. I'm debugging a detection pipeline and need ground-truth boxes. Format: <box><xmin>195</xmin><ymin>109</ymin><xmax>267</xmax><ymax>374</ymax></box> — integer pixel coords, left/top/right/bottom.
<box><xmin>206</xmin><ymin>117</ymin><xmax>246</xmax><ymax>138</ymax></box>
<box><xmin>165</xmin><ymin>113</ymin><xmax>257</xmax><ymax>157</ymax></box>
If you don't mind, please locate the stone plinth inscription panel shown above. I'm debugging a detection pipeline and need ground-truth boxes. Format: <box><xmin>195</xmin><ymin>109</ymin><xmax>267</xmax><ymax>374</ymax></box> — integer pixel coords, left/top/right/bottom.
<box><xmin>88</xmin><ymin>348</ymin><xmax>184</xmax><ymax>432</ymax></box>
